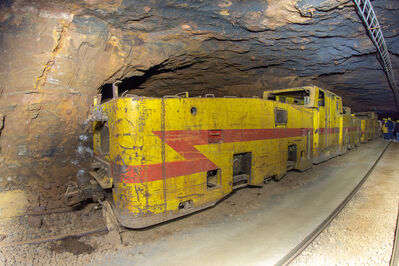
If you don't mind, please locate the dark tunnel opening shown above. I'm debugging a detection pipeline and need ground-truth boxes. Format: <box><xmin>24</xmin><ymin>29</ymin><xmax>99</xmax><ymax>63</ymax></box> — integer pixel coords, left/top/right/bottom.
<box><xmin>98</xmin><ymin>61</ymin><xmax>200</xmax><ymax>102</ymax></box>
<box><xmin>98</xmin><ymin>66</ymin><xmax>161</xmax><ymax>103</ymax></box>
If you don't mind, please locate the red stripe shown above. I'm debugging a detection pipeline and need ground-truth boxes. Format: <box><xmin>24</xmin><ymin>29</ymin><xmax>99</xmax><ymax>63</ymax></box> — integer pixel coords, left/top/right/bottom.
<box><xmin>319</xmin><ymin>127</ymin><xmax>340</xmax><ymax>135</ymax></box>
<box><xmin>117</xmin><ymin>128</ymin><xmax>312</xmax><ymax>184</ymax></box>
<box><xmin>344</xmin><ymin>127</ymin><xmax>360</xmax><ymax>133</ymax></box>
<box><xmin>347</xmin><ymin>127</ymin><xmax>360</xmax><ymax>132</ymax></box>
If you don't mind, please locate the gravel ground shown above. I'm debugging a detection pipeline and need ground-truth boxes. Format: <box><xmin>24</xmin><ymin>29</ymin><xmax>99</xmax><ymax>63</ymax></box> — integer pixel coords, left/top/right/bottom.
<box><xmin>0</xmin><ymin>156</ymin><xmax>327</xmax><ymax>265</ymax></box>
<box><xmin>0</xmin><ymin>140</ymin><xmax>396</xmax><ymax>265</ymax></box>
<box><xmin>0</xmin><ymin>204</ymin><xmax>105</xmax><ymax>265</ymax></box>
<box><xmin>291</xmin><ymin>142</ymin><xmax>399</xmax><ymax>266</ymax></box>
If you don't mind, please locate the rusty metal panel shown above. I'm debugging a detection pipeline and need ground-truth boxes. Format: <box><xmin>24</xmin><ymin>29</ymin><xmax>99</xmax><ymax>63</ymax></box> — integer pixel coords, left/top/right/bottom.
<box><xmin>92</xmin><ymin>94</ymin><xmax>314</xmax><ymax>228</ymax></box>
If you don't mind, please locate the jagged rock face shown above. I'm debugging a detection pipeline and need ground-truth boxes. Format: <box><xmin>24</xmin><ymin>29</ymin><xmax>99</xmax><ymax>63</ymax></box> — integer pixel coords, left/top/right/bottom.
<box><xmin>0</xmin><ymin>0</ymin><xmax>398</xmax><ymax>206</ymax></box>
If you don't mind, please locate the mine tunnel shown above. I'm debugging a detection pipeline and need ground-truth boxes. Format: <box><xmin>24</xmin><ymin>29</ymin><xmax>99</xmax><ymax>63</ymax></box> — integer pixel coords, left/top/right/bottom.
<box><xmin>0</xmin><ymin>0</ymin><xmax>399</xmax><ymax>264</ymax></box>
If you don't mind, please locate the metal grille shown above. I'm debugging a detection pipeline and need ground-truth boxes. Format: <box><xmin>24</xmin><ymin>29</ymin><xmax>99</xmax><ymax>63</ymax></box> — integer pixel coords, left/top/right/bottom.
<box><xmin>100</xmin><ymin>125</ymin><xmax>110</xmax><ymax>155</ymax></box>
<box><xmin>353</xmin><ymin>0</ymin><xmax>398</xmax><ymax>109</ymax></box>
<box><xmin>275</xmin><ymin>108</ymin><xmax>288</xmax><ymax>125</ymax></box>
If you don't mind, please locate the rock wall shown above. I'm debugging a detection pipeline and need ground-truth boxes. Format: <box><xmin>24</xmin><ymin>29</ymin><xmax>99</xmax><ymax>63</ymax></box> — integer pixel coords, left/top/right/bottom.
<box><xmin>0</xmin><ymin>0</ymin><xmax>398</xmax><ymax>209</ymax></box>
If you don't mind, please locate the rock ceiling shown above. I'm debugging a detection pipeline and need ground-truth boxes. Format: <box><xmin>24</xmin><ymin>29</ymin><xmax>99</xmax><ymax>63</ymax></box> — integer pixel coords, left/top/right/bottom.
<box><xmin>0</xmin><ymin>0</ymin><xmax>398</xmax><ymax>191</ymax></box>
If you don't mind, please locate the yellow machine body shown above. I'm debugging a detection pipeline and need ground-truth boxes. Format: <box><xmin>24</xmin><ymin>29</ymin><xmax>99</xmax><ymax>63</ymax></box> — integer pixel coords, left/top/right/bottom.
<box><xmin>91</xmin><ymin>85</ymin><xmax>377</xmax><ymax>228</ymax></box>
<box><xmin>264</xmin><ymin>86</ymin><xmax>342</xmax><ymax>164</ymax></box>
<box><xmin>350</xmin><ymin>113</ymin><xmax>361</xmax><ymax>148</ymax></box>
<box><xmin>340</xmin><ymin>107</ymin><xmax>362</xmax><ymax>152</ymax></box>
<box><xmin>340</xmin><ymin>107</ymin><xmax>351</xmax><ymax>154</ymax></box>
<box><xmin>355</xmin><ymin>112</ymin><xmax>380</xmax><ymax>143</ymax></box>
<box><xmin>93</xmin><ymin>95</ymin><xmax>313</xmax><ymax>228</ymax></box>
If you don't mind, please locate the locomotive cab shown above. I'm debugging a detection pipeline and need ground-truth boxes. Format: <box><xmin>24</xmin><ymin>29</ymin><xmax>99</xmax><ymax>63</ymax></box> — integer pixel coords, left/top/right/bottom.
<box><xmin>264</xmin><ymin>85</ymin><xmax>343</xmax><ymax>164</ymax></box>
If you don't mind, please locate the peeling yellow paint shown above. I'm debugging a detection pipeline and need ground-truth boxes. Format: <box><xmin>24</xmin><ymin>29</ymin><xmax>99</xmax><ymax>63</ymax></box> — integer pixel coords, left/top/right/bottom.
<box><xmin>94</xmin><ymin>93</ymin><xmax>315</xmax><ymax>227</ymax></box>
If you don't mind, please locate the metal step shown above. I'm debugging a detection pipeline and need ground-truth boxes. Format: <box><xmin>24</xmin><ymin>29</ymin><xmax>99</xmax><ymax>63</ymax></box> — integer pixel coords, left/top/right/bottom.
<box><xmin>232</xmin><ymin>174</ymin><xmax>249</xmax><ymax>189</ymax></box>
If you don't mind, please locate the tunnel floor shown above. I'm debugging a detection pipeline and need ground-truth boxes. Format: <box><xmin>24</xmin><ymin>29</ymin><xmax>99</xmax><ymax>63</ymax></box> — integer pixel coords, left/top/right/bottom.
<box><xmin>292</xmin><ymin>141</ymin><xmax>399</xmax><ymax>265</ymax></box>
<box><xmin>0</xmin><ymin>139</ymin><xmax>394</xmax><ymax>265</ymax></box>
<box><xmin>2</xmin><ymin>138</ymin><xmax>396</xmax><ymax>264</ymax></box>
<box><xmin>90</xmin><ymin>139</ymin><xmax>390</xmax><ymax>266</ymax></box>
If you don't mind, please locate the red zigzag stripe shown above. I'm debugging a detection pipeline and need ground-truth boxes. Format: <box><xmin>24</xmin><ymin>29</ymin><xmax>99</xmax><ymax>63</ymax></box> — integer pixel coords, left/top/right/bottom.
<box><xmin>116</xmin><ymin>128</ymin><xmax>314</xmax><ymax>184</ymax></box>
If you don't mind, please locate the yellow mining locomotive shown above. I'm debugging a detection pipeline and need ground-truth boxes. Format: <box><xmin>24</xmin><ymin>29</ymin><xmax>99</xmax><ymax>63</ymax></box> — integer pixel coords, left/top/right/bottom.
<box><xmin>264</xmin><ymin>86</ymin><xmax>342</xmax><ymax>164</ymax></box>
<box><xmin>355</xmin><ymin>111</ymin><xmax>381</xmax><ymax>143</ymax></box>
<box><xmin>340</xmin><ymin>107</ymin><xmax>361</xmax><ymax>153</ymax></box>
<box><xmin>89</xmin><ymin>85</ymin><xmax>379</xmax><ymax>228</ymax></box>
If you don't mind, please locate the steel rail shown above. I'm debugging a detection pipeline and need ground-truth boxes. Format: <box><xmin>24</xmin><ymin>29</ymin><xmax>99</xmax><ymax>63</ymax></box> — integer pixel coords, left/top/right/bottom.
<box><xmin>276</xmin><ymin>141</ymin><xmax>391</xmax><ymax>266</ymax></box>
<box><xmin>0</xmin><ymin>206</ymin><xmax>77</xmax><ymax>221</ymax></box>
<box><xmin>352</xmin><ymin>0</ymin><xmax>399</xmax><ymax>110</ymax></box>
<box><xmin>390</xmin><ymin>203</ymin><xmax>399</xmax><ymax>266</ymax></box>
<box><xmin>0</xmin><ymin>226</ymin><xmax>108</xmax><ymax>248</ymax></box>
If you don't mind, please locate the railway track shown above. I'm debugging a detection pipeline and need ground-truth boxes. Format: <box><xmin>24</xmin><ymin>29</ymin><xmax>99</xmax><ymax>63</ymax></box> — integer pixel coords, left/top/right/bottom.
<box><xmin>1</xmin><ymin>141</ymin><xmax>396</xmax><ymax>266</ymax></box>
<box><xmin>0</xmin><ymin>205</ymin><xmax>108</xmax><ymax>248</ymax></box>
<box><xmin>277</xmin><ymin>142</ymin><xmax>391</xmax><ymax>266</ymax></box>
<box><xmin>0</xmin><ymin>226</ymin><xmax>108</xmax><ymax>248</ymax></box>
<box><xmin>391</xmin><ymin>203</ymin><xmax>399</xmax><ymax>266</ymax></box>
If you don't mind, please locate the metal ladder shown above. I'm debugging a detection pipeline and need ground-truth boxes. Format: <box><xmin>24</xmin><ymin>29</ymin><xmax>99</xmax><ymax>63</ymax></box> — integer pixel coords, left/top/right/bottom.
<box><xmin>353</xmin><ymin>0</ymin><xmax>398</xmax><ymax>109</ymax></box>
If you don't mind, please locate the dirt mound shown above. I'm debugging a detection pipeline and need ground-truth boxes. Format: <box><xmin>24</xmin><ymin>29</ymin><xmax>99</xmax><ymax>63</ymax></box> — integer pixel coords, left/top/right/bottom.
<box><xmin>49</xmin><ymin>237</ymin><xmax>96</xmax><ymax>256</ymax></box>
